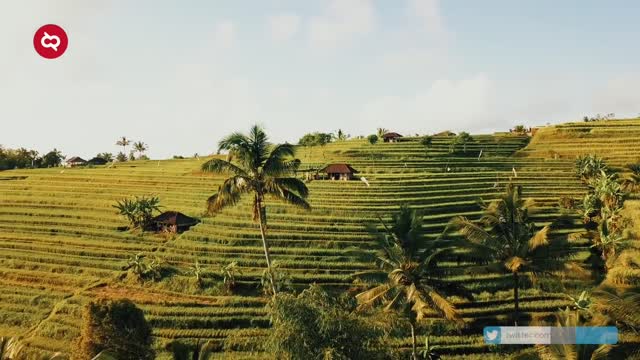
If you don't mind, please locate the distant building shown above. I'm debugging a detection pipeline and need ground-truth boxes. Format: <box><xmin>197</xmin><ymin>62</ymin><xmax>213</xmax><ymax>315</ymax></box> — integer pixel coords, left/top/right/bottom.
<box><xmin>65</xmin><ymin>157</ymin><xmax>87</xmax><ymax>167</ymax></box>
<box><xmin>434</xmin><ymin>130</ymin><xmax>457</xmax><ymax>137</ymax></box>
<box><xmin>147</xmin><ymin>211</ymin><xmax>199</xmax><ymax>233</ymax></box>
<box><xmin>87</xmin><ymin>157</ymin><xmax>108</xmax><ymax>165</ymax></box>
<box><xmin>382</xmin><ymin>132</ymin><xmax>403</xmax><ymax>143</ymax></box>
<box><xmin>319</xmin><ymin>163</ymin><xmax>359</xmax><ymax>181</ymax></box>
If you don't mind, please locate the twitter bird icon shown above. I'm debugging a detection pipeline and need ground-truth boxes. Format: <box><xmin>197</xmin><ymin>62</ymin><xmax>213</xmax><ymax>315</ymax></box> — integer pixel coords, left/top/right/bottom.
<box><xmin>484</xmin><ymin>327</ymin><xmax>501</xmax><ymax>344</ymax></box>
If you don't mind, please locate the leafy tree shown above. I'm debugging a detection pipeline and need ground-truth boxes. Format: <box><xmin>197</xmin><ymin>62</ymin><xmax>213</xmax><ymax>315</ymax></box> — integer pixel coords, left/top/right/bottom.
<box><xmin>113</xmin><ymin>195</ymin><xmax>161</xmax><ymax>230</ymax></box>
<box><xmin>201</xmin><ymin>125</ymin><xmax>310</xmax><ymax>296</ymax></box>
<box><xmin>297</xmin><ymin>132</ymin><xmax>333</xmax><ymax>147</ymax></box>
<box><xmin>449</xmin><ymin>183</ymin><xmax>576</xmax><ymax>325</ymax></box>
<box><xmin>367</xmin><ymin>134</ymin><xmax>379</xmax><ymax>145</ymax></box>
<box><xmin>513</xmin><ymin>125</ymin><xmax>527</xmax><ymax>134</ymax></box>
<box><xmin>115</xmin><ymin>136</ymin><xmax>130</xmax><ymax>154</ymax></box>
<box><xmin>96</xmin><ymin>153</ymin><xmax>114</xmax><ymax>162</ymax></box>
<box><xmin>72</xmin><ymin>299</ymin><xmax>154</xmax><ymax>360</ymax></box>
<box><xmin>357</xmin><ymin>205</ymin><xmax>471</xmax><ymax>360</ymax></box>
<box><xmin>266</xmin><ymin>285</ymin><xmax>389</xmax><ymax>360</ymax></box>
<box><xmin>449</xmin><ymin>132</ymin><xmax>473</xmax><ymax>154</ymax></box>
<box><xmin>335</xmin><ymin>129</ymin><xmax>349</xmax><ymax>141</ymax></box>
<box><xmin>133</xmin><ymin>141</ymin><xmax>148</xmax><ymax>159</ymax></box>
<box><xmin>41</xmin><ymin>148</ymin><xmax>64</xmax><ymax>168</ymax></box>
<box><xmin>115</xmin><ymin>152</ymin><xmax>127</xmax><ymax>162</ymax></box>
<box><xmin>420</xmin><ymin>136</ymin><xmax>433</xmax><ymax>157</ymax></box>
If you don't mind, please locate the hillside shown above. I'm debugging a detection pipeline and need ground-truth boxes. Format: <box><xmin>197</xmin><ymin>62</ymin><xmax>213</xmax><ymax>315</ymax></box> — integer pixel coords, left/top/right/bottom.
<box><xmin>1</xmin><ymin>120</ymin><xmax>639</xmax><ymax>358</ymax></box>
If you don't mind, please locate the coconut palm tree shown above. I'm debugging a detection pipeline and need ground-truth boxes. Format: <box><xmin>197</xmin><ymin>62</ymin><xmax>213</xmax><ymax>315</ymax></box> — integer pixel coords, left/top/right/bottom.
<box><xmin>356</xmin><ymin>205</ymin><xmax>471</xmax><ymax>360</ymax></box>
<box><xmin>377</xmin><ymin>128</ymin><xmax>388</xmax><ymax>138</ymax></box>
<box><xmin>448</xmin><ymin>183</ymin><xmax>576</xmax><ymax>325</ymax></box>
<box><xmin>133</xmin><ymin>141</ymin><xmax>148</xmax><ymax>159</ymax></box>
<box><xmin>201</xmin><ymin>125</ymin><xmax>310</xmax><ymax>296</ymax></box>
<box><xmin>116</xmin><ymin>136</ymin><xmax>131</xmax><ymax>154</ymax></box>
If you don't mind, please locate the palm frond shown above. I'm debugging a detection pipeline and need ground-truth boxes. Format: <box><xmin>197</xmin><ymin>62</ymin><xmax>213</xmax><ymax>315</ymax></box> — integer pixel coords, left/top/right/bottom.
<box><xmin>269</xmin><ymin>188</ymin><xmax>311</xmax><ymax>210</ymax></box>
<box><xmin>356</xmin><ymin>284</ymin><xmax>393</xmax><ymax>309</ymax></box>
<box><xmin>201</xmin><ymin>158</ymin><xmax>248</xmax><ymax>176</ymax></box>
<box><xmin>263</xmin><ymin>144</ymin><xmax>298</xmax><ymax>176</ymax></box>
<box><xmin>272</xmin><ymin>177</ymin><xmax>309</xmax><ymax>198</ymax></box>
<box><xmin>205</xmin><ymin>176</ymin><xmax>250</xmax><ymax>214</ymax></box>
<box><xmin>528</xmin><ymin>225</ymin><xmax>550</xmax><ymax>251</ymax></box>
<box><xmin>505</xmin><ymin>256</ymin><xmax>528</xmax><ymax>272</ymax></box>
<box><xmin>449</xmin><ymin>216</ymin><xmax>493</xmax><ymax>245</ymax></box>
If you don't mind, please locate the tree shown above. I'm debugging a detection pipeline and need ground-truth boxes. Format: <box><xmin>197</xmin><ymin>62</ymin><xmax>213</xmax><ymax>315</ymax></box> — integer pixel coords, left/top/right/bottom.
<box><xmin>622</xmin><ymin>163</ymin><xmax>640</xmax><ymax>193</ymax></box>
<box><xmin>72</xmin><ymin>299</ymin><xmax>154</xmax><ymax>360</ymax></box>
<box><xmin>575</xmin><ymin>155</ymin><xmax>608</xmax><ymax>181</ymax></box>
<box><xmin>115</xmin><ymin>137</ymin><xmax>131</xmax><ymax>154</ymax></box>
<box><xmin>133</xmin><ymin>142</ymin><xmax>148</xmax><ymax>159</ymax></box>
<box><xmin>201</xmin><ymin>125</ymin><xmax>310</xmax><ymax>296</ymax></box>
<box><xmin>115</xmin><ymin>152</ymin><xmax>127</xmax><ymax>162</ymax></box>
<box><xmin>187</xmin><ymin>258</ymin><xmax>206</xmax><ymax>288</ymax></box>
<box><xmin>113</xmin><ymin>195</ymin><xmax>161</xmax><ymax>230</ymax></box>
<box><xmin>449</xmin><ymin>132</ymin><xmax>473</xmax><ymax>154</ymax></box>
<box><xmin>96</xmin><ymin>153</ymin><xmax>114</xmax><ymax>162</ymax></box>
<box><xmin>266</xmin><ymin>285</ymin><xmax>389</xmax><ymax>360</ymax></box>
<box><xmin>41</xmin><ymin>148</ymin><xmax>64</xmax><ymax>168</ymax></box>
<box><xmin>367</xmin><ymin>134</ymin><xmax>378</xmax><ymax>145</ymax></box>
<box><xmin>420</xmin><ymin>136</ymin><xmax>433</xmax><ymax>157</ymax></box>
<box><xmin>297</xmin><ymin>132</ymin><xmax>333</xmax><ymax>147</ymax></box>
<box><xmin>335</xmin><ymin>129</ymin><xmax>349</xmax><ymax>141</ymax></box>
<box><xmin>220</xmin><ymin>261</ymin><xmax>241</xmax><ymax>293</ymax></box>
<box><xmin>377</xmin><ymin>128</ymin><xmax>388</xmax><ymax>138</ymax></box>
<box><xmin>356</xmin><ymin>205</ymin><xmax>471</xmax><ymax>360</ymax></box>
<box><xmin>513</xmin><ymin>125</ymin><xmax>527</xmax><ymax>134</ymax></box>
<box><xmin>449</xmin><ymin>183</ymin><xmax>575</xmax><ymax>325</ymax></box>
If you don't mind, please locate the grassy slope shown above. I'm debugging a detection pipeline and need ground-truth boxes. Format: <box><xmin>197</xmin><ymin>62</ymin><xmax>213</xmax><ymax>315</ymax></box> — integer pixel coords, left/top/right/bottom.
<box><xmin>0</xmin><ymin>119</ymin><xmax>639</xmax><ymax>358</ymax></box>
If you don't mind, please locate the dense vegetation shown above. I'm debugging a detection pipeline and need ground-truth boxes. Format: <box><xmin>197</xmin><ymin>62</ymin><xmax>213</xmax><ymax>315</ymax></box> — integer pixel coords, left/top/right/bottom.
<box><xmin>0</xmin><ymin>119</ymin><xmax>639</xmax><ymax>359</ymax></box>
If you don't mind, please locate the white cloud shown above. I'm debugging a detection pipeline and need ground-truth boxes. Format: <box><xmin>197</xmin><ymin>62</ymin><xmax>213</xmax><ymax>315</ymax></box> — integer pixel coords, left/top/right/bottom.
<box><xmin>213</xmin><ymin>20</ymin><xmax>235</xmax><ymax>48</ymax></box>
<box><xmin>360</xmin><ymin>74</ymin><xmax>497</xmax><ymax>133</ymax></box>
<box><xmin>408</xmin><ymin>0</ymin><xmax>446</xmax><ymax>35</ymax></box>
<box><xmin>309</xmin><ymin>0</ymin><xmax>375</xmax><ymax>49</ymax></box>
<box><xmin>268</xmin><ymin>13</ymin><xmax>300</xmax><ymax>42</ymax></box>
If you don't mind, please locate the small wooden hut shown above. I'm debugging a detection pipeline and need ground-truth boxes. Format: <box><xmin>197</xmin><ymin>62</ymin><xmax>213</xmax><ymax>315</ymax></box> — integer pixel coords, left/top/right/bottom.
<box><xmin>148</xmin><ymin>211</ymin><xmax>199</xmax><ymax>233</ymax></box>
<box><xmin>319</xmin><ymin>163</ymin><xmax>358</xmax><ymax>181</ymax></box>
<box><xmin>382</xmin><ymin>132</ymin><xmax>403</xmax><ymax>143</ymax></box>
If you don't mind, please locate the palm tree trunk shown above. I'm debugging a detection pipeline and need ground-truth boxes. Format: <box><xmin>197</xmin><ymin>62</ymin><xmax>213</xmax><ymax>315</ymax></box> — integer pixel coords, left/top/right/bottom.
<box><xmin>410</xmin><ymin>322</ymin><xmax>418</xmax><ymax>360</ymax></box>
<box><xmin>257</xmin><ymin>199</ymin><xmax>277</xmax><ymax>297</ymax></box>
<box><xmin>513</xmin><ymin>271</ymin><xmax>519</xmax><ymax>326</ymax></box>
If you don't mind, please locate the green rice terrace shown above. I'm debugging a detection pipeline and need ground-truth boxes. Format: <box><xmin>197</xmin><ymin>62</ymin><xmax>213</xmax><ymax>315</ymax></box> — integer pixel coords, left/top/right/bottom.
<box><xmin>1</xmin><ymin>119</ymin><xmax>640</xmax><ymax>359</ymax></box>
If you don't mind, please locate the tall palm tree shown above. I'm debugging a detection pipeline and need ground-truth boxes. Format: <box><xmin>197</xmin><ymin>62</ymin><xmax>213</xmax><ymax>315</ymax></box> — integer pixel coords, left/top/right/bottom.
<box><xmin>133</xmin><ymin>141</ymin><xmax>148</xmax><ymax>159</ymax></box>
<box><xmin>201</xmin><ymin>125</ymin><xmax>310</xmax><ymax>295</ymax></box>
<box><xmin>377</xmin><ymin>128</ymin><xmax>388</xmax><ymax>138</ymax></box>
<box><xmin>116</xmin><ymin>136</ymin><xmax>131</xmax><ymax>154</ymax></box>
<box><xmin>448</xmin><ymin>183</ymin><xmax>575</xmax><ymax>325</ymax></box>
<box><xmin>356</xmin><ymin>205</ymin><xmax>471</xmax><ymax>360</ymax></box>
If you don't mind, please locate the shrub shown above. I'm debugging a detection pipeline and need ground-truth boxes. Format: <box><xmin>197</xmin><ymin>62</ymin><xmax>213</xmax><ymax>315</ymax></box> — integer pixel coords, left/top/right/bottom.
<box><xmin>72</xmin><ymin>299</ymin><xmax>154</xmax><ymax>360</ymax></box>
<box><xmin>367</xmin><ymin>134</ymin><xmax>378</xmax><ymax>145</ymax></box>
<box><xmin>265</xmin><ymin>285</ymin><xmax>390</xmax><ymax>360</ymax></box>
<box><xmin>113</xmin><ymin>195</ymin><xmax>161</xmax><ymax>230</ymax></box>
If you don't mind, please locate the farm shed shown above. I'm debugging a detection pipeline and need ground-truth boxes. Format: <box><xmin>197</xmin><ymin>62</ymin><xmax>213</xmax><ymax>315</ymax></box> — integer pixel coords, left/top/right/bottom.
<box><xmin>382</xmin><ymin>132</ymin><xmax>403</xmax><ymax>143</ymax></box>
<box><xmin>148</xmin><ymin>211</ymin><xmax>199</xmax><ymax>233</ymax></box>
<box><xmin>319</xmin><ymin>163</ymin><xmax>358</xmax><ymax>181</ymax></box>
<box><xmin>65</xmin><ymin>156</ymin><xmax>87</xmax><ymax>167</ymax></box>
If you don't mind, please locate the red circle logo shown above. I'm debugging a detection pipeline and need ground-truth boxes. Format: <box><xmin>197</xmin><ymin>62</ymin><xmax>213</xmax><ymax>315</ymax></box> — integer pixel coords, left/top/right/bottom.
<box><xmin>33</xmin><ymin>24</ymin><xmax>69</xmax><ymax>59</ymax></box>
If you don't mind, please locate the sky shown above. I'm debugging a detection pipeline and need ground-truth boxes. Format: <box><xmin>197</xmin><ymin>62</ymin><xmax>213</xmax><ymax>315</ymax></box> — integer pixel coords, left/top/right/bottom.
<box><xmin>1</xmin><ymin>0</ymin><xmax>639</xmax><ymax>159</ymax></box>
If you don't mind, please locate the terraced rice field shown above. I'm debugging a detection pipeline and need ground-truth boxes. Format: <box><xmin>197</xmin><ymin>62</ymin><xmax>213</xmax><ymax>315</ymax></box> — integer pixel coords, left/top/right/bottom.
<box><xmin>1</xmin><ymin>120</ymin><xmax>639</xmax><ymax>358</ymax></box>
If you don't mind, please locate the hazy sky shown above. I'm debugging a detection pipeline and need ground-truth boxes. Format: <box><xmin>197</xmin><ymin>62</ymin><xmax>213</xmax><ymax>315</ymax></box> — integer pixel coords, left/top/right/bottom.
<box><xmin>1</xmin><ymin>1</ymin><xmax>639</xmax><ymax>159</ymax></box>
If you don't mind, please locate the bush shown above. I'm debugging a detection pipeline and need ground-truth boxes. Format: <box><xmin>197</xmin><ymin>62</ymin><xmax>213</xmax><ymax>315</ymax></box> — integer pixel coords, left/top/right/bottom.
<box><xmin>265</xmin><ymin>285</ymin><xmax>391</xmax><ymax>360</ymax></box>
<box><xmin>367</xmin><ymin>134</ymin><xmax>379</xmax><ymax>145</ymax></box>
<box><xmin>72</xmin><ymin>299</ymin><xmax>154</xmax><ymax>360</ymax></box>
<box><xmin>113</xmin><ymin>195</ymin><xmax>161</xmax><ymax>230</ymax></box>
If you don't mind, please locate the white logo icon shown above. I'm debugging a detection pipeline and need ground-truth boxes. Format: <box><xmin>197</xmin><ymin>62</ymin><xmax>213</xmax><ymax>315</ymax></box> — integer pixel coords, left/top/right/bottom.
<box><xmin>486</xmin><ymin>330</ymin><xmax>499</xmax><ymax>341</ymax></box>
<box><xmin>41</xmin><ymin>32</ymin><xmax>61</xmax><ymax>51</ymax></box>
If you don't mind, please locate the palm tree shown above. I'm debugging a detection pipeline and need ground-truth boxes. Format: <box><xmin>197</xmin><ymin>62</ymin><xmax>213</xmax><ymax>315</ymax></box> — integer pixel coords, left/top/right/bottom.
<box><xmin>449</xmin><ymin>183</ymin><xmax>575</xmax><ymax>325</ymax></box>
<box><xmin>116</xmin><ymin>136</ymin><xmax>131</xmax><ymax>154</ymax></box>
<box><xmin>622</xmin><ymin>163</ymin><xmax>640</xmax><ymax>193</ymax></box>
<box><xmin>420</xmin><ymin>135</ymin><xmax>433</xmax><ymax>157</ymax></box>
<box><xmin>335</xmin><ymin>129</ymin><xmax>349</xmax><ymax>141</ymax></box>
<box><xmin>133</xmin><ymin>141</ymin><xmax>148</xmax><ymax>159</ymax></box>
<box><xmin>533</xmin><ymin>308</ymin><xmax>612</xmax><ymax>360</ymax></box>
<box><xmin>201</xmin><ymin>125</ymin><xmax>310</xmax><ymax>296</ymax></box>
<box><xmin>377</xmin><ymin>128</ymin><xmax>388</xmax><ymax>138</ymax></box>
<box><xmin>356</xmin><ymin>205</ymin><xmax>471</xmax><ymax>360</ymax></box>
